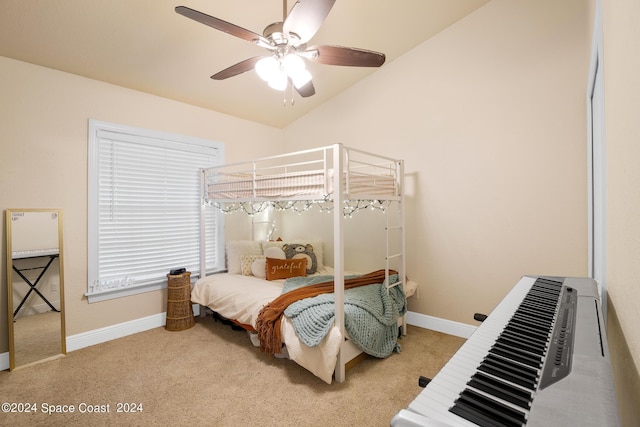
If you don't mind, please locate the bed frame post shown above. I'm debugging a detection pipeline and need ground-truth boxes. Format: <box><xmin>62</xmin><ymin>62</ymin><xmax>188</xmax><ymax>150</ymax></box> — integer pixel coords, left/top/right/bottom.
<box><xmin>399</xmin><ymin>159</ymin><xmax>407</xmax><ymax>335</ymax></box>
<box><xmin>199</xmin><ymin>169</ymin><xmax>206</xmax><ymax>281</ymax></box>
<box><xmin>333</xmin><ymin>144</ymin><xmax>347</xmax><ymax>383</ymax></box>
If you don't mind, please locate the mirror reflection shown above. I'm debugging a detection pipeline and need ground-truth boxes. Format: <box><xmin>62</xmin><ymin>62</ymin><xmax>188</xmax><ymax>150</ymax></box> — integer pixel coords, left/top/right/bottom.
<box><xmin>6</xmin><ymin>209</ymin><xmax>66</xmax><ymax>370</ymax></box>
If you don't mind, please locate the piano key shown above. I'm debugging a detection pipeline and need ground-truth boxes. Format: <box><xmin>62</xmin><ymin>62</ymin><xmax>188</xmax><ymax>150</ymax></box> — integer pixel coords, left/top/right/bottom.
<box><xmin>478</xmin><ymin>358</ymin><xmax>538</xmax><ymax>389</ymax></box>
<box><xmin>392</xmin><ymin>276</ymin><xmax>620</xmax><ymax>427</ymax></box>
<box><xmin>490</xmin><ymin>344</ymin><xmax>543</xmax><ymax>368</ymax></box>
<box><xmin>500</xmin><ymin>328</ymin><xmax>548</xmax><ymax>347</ymax></box>
<box><xmin>497</xmin><ymin>333</ymin><xmax>547</xmax><ymax>355</ymax></box>
<box><xmin>467</xmin><ymin>372</ymin><xmax>533</xmax><ymax>409</ymax></box>
<box><xmin>502</xmin><ymin>323</ymin><xmax>550</xmax><ymax>341</ymax></box>
<box><xmin>404</xmin><ymin>277</ymin><xmax>536</xmax><ymax>424</ymax></box>
<box><xmin>495</xmin><ymin>335</ymin><xmax>546</xmax><ymax>356</ymax></box>
<box><xmin>450</xmin><ymin>388</ymin><xmax>527</xmax><ymax>427</ymax></box>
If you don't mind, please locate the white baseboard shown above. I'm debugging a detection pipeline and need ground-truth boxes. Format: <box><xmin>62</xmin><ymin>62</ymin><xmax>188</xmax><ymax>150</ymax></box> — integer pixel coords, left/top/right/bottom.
<box><xmin>405</xmin><ymin>311</ymin><xmax>477</xmax><ymax>339</ymax></box>
<box><xmin>66</xmin><ymin>303</ymin><xmax>198</xmax><ymax>352</ymax></box>
<box><xmin>1</xmin><ymin>312</ymin><xmax>168</xmax><ymax>371</ymax></box>
<box><xmin>1</xmin><ymin>308</ymin><xmax>469</xmax><ymax>372</ymax></box>
<box><xmin>66</xmin><ymin>312</ymin><xmax>166</xmax><ymax>352</ymax></box>
<box><xmin>0</xmin><ymin>351</ymin><xmax>9</xmax><ymax>371</ymax></box>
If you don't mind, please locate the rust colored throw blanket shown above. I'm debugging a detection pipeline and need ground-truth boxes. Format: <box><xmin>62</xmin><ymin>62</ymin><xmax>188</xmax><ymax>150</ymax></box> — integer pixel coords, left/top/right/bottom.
<box><xmin>255</xmin><ymin>269</ymin><xmax>395</xmax><ymax>355</ymax></box>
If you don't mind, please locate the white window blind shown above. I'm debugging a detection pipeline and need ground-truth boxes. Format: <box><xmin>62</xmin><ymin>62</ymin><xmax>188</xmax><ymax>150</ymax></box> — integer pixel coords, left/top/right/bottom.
<box><xmin>87</xmin><ymin>120</ymin><xmax>224</xmax><ymax>302</ymax></box>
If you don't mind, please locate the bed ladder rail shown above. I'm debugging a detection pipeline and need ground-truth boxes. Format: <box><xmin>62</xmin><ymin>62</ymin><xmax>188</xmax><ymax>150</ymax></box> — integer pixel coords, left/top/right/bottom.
<box><xmin>383</xmin><ymin>157</ymin><xmax>406</xmax><ymax>338</ymax></box>
<box><xmin>384</xmin><ymin>180</ymin><xmax>406</xmax><ymax>338</ymax></box>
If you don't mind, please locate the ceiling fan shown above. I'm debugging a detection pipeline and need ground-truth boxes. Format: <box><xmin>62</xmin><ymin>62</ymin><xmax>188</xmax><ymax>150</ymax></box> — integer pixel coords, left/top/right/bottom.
<box><xmin>175</xmin><ymin>0</ymin><xmax>386</xmax><ymax>99</ymax></box>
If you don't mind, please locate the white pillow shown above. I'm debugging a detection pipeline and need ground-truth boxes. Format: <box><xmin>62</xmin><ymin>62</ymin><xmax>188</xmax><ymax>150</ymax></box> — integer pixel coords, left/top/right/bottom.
<box><xmin>251</xmin><ymin>258</ymin><xmax>267</xmax><ymax>278</ymax></box>
<box><xmin>263</xmin><ymin>246</ymin><xmax>286</xmax><ymax>259</ymax></box>
<box><xmin>240</xmin><ymin>255</ymin><xmax>264</xmax><ymax>275</ymax></box>
<box><xmin>226</xmin><ymin>240</ymin><xmax>262</xmax><ymax>274</ymax></box>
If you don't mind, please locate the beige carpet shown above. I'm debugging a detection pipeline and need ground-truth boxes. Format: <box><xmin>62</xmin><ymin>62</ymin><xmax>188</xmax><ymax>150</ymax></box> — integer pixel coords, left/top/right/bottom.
<box><xmin>0</xmin><ymin>317</ymin><xmax>465</xmax><ymax>427</ymax></box>
<box><xmin>13</xmin><ymin>311</ymin><xmax>63</xmax><ymax>367</ymax></box>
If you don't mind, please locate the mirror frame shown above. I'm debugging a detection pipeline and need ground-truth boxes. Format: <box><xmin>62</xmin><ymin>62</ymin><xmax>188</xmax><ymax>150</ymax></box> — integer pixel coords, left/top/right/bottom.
<box><xmin>6</xmin><ymin>208</ymin><xmax>66</xmax><ymax>370</ymax></box>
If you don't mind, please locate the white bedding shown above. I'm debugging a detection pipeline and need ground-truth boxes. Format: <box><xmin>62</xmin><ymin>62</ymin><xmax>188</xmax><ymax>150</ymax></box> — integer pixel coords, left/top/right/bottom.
<box><xmin>191</xmin><ymin>272</ymin><xmax>343</xmax><ymax>383</ymax></box>
<box><xmin>191</xmin><ymin>272</ymin><xmax>416</xmax><ymax>384</ymax></box>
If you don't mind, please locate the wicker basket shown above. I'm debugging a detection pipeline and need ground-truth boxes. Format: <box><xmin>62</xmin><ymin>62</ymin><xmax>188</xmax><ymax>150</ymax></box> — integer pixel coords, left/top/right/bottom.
<box><xmin>165</xmin><ymin>272</ymin><xmax>195</xmax><ymax>331</ymax></box>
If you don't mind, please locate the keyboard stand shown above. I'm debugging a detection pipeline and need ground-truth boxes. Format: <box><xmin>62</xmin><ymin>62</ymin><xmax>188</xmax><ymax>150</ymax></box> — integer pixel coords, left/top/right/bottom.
<box><xmin>12</xmin><ymin>254</ymin><xmax>60</xmax><ymax>318</ymax></box>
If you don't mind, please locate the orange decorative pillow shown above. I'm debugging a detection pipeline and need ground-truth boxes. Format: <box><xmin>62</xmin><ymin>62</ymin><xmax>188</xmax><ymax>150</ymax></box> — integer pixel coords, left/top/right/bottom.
<box><xmin>265</xmin><ymin>257</ymin><xmax>307</xmax><ymax>281</ymax></box>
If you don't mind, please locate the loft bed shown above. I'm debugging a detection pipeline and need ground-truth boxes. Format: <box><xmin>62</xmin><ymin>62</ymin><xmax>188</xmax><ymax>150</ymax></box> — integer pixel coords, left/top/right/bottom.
<box><xmin>193</xmin><ymin>143</ymin><xmax>409</xmax><ymax>383</ymax></box>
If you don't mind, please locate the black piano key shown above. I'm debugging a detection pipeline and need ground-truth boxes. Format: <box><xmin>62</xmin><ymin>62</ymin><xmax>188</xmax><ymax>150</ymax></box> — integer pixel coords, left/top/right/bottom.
<box><xmin>535</xmin><ymin>278</ymin><xmax>563</xmax><ymax>288</ymax></box>
<box><xmin>528</xmin><ymin>291</ymin><xmax>556</xmax><ymax>302</ymax></box>
<box><xmin>528</xmin><ymin>294</ymin><xmax>560</xmax><ymax>304</ymax></box>
<box><xmin>499</xmin><ymin>327</ymin><xmax>546</xmax><ymax>344</ymax></box>
<box><xmin>525</xmin><ymin>290</ymin><xmax>558</xmax><ymax>300</ymax></box>
<box><xmin>501</xmin><ymin>328</ymin><xmax>549</xmax><ymax>350</ymax></box>
<box><xmin>527</xmin><ymin>287</ymin><xmax>560</xmax><ymax>298</ymax></box>
<box><xmin>485</xmin><ymin>353</ymin><xmax>539</xmax><ymax>379</ymax></box>
<box><xmin>498</xmin><ymin>334</ymin><xmax>546</xmax><ymax>355</ymax></box>
<box><xmin>449</xmin><ymin>403</ymin><xmax>505</xmax><ymax>427</ymax></box>
<box><xmin>511</xmin><ymin>312</ymin><xmax>554</xmax><ymax>330</ymax></box>
<box><xmin>450</xmin><ymin>388</ymin><xmax>527</xmax><ymax>427</ymax></box>
<box><xmin>517</xmin><ymin>303</ymin><xmax>556</xmax><ymax>317</ymax></box>
<box><xmin>511</xmin><ymin>309</ymin><xmax>553</xmax><ymax>322</ymax></box>
<box><xmin>523</xmin><ymin>292</ymin><xmax>558</xmax><ymax>307</ymax></box>
<box><xmin>479</xmin><ymin>357</ymin><xmax>539</xmax><ymax>389</ymax></box>
<box><xmin>501</xmin><ymin>328</ymin><xmax>548</xmax><ymax>348</ymax></box>
<box><xmin>491</xmin><ymin>345</ymin><xmax>542</xmax><ymax>368</ymax></box>
<box><xmin>515</xmin><ymin>308</ymin><xmax>554</xmax><ymax>322</ymax></box>
<box><xmin>528</xmin><ymin>287</ymin><xmax>561</xmax><ymax>297</ymax></box>
<box><xmin>519</xmin><ymin>302</ymin><xmax>557</xmax><ymax>316</ymax></box>
<box><xmin>494</xmin><ymin>340</ymin><xmax>543</xmax><ymax>361</ymax></box>
<box><xmin>503</xmin><ymin>324</ymin><xmax>549</xmax><ymax>342</ymax></box>
<box><xmin>517</xmin><ymin>304</ymin><xmax>556</xmax><ymax>318</ymax></box>
<box><xmin>468</xmin><ymin>372</ymin><xmax>533</xmax><ymax>409</ymax></box>
<box><xmin>496</xmin><ymin>335</ymin><xmax>545</xmax><ymax>356</ymax></box>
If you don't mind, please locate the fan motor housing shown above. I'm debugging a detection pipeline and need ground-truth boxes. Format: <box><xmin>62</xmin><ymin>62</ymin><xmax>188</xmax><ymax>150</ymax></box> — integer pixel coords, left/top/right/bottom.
<box><xmin>263</xmin><ymin>22</ymin><xmax>300</xmax><ymax>46</ymax></box>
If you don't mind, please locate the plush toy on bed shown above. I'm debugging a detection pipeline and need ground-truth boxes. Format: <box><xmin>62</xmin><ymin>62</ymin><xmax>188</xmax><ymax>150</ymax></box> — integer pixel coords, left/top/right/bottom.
<box><xmin>283</xmin><ymin>243</ymin><xmax>317</xmax><ymax>275</ymax></box>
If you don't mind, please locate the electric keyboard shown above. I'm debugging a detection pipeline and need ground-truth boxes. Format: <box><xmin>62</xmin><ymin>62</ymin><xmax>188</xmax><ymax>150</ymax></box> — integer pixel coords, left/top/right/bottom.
<box><xmin>392</xmin><ymin>275</ymin><xmax>620</xmax><ymax>427</ymax></box>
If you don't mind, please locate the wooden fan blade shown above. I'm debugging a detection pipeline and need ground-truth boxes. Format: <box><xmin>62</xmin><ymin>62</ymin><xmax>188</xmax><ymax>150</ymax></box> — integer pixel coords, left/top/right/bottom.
<box><xmin>176</xmin><ymin>6</ymin><xmax>269</xmax><ymax>46</ymax></box>
<box><xmin>307</xmin><ymin>45</ymin><xmax>386</xmax><ymax>67</ymax></box>
<box><xmin>283</xmin><ymin>0</ymin><xmax>336</xmax><ymax>45</ymax></box>
<box><xmin>211</xmin><ymin>57</ymin><xmax>265</xmax><ymax>80</ymax></box>
<box><xmin>295</xmin><ymin>80</ymin><xmax>316</xmax><ymax>98</ymax></box>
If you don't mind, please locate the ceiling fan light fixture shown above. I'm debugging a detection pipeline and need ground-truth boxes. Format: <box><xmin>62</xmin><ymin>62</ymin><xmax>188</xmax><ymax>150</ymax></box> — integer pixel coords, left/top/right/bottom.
<box><xmin>283</xmin><ymin>53</ymin><xmax>311</xmax><ymax>89</ymax></box>
<box><xmin>291</xmin><ymin>68</ymin><xmax>312</xmax><ymax>89</ymax></box>
<box><xmin>267</xmin><ymin>69</ymin><xmax>288</xmax><ymax>91</ymax></box>
<box><xmin>283</xmin><ymin>53</ymin><xmax>305</xmax><ymax>73</ymax></box>
<box><xmin>255</xmin><ymin>56</ymin><xmax>279</xmax><ymax>82</ymax></box>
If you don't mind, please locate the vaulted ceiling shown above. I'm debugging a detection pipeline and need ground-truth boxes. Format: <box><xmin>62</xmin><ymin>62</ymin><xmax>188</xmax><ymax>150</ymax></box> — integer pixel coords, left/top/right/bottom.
<box><xmin>0</xmin><ymin>0</ymin><xmax>490</xmax><ymax>128</ymax></box>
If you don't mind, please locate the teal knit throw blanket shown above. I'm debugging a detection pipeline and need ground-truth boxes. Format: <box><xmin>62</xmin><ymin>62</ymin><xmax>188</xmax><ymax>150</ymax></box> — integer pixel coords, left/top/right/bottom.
<box><xmin>282</xmin><ymin>274</ymin><xmax>406</xmax><ymax>358</ymax></box>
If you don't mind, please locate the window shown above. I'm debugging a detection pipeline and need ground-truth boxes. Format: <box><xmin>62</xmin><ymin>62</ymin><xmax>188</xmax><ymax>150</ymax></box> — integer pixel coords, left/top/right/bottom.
<box><xmin>87</xmin><ymin>120</ymin><xmax>224</xmax><ymax>302</ymax></box>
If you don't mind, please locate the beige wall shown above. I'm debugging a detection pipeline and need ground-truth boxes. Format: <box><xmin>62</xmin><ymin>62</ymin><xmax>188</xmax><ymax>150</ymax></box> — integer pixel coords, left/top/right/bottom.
<box><xmin>285</xmin><ymin>0</ymin><xmax>592</xmax><ymax>324</ymax></box>
<box><xmin>0</xmin><ymin>56</ymin><xmax>283</xmax><ymax>352</ymax></box>
<box><xmin>602</xmin><ymin>0</ymin><xmax>640</xmax><ymax>424</ymax></box>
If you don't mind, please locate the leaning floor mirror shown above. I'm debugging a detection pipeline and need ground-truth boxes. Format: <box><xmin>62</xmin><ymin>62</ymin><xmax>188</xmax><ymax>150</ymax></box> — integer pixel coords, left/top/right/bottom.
<box><xmin>5</xmin><ymin>209</ymin><xmax>66</xmax><ymax>370</ymax></box>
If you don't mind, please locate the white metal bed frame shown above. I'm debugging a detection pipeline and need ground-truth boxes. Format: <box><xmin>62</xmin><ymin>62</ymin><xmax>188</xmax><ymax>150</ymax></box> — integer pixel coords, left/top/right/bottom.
<box><xmin>198</xmin><ymin>143</ymin><xmax>405</xmax><ymax>383</ymax></box>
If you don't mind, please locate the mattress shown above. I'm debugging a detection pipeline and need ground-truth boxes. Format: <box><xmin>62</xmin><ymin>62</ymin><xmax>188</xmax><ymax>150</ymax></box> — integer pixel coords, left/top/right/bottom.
<box><xmin>191</xmin><ymin>272</ymin><xmax>417</xmax><ymax>384</ymax></box>
<box><xmin>206</xmin><ymin>169</ymin><xmax>397</xmax><ymax>200</ymax></box>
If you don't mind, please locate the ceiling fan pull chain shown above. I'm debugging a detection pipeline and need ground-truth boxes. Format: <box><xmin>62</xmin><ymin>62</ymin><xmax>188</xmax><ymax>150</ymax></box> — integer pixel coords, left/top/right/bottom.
<box><xmin>290</xmin><ymin>82</ymin><xmax>296</xmax><ymax>106</ymax></box>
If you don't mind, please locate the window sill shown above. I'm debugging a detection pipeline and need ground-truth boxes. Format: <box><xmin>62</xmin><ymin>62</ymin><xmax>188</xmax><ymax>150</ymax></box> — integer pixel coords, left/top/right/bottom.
<box><xmin>85</xmin><ymin>282</ymin><xmax>167</xmax><ymax>303</ymax></box>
